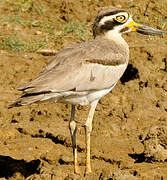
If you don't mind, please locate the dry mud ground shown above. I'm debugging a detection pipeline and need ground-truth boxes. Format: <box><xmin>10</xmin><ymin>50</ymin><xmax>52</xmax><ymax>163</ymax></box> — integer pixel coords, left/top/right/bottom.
<box><xmin>0</xmin><ymin>0</ymin><xmax>167</xmax><ymax>179</ymax></box>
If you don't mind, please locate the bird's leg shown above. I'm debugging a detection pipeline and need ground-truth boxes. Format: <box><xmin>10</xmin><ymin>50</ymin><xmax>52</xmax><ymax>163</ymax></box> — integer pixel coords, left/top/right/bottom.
<box><xmin>69</xmin><ymin>105</ymin><xmax>80</xmax><ymax>174</ymax></box>
<box><xmin>84</xmin><ymin>100</ymin><xmax>98</xmax><ymax>175</ymax></box>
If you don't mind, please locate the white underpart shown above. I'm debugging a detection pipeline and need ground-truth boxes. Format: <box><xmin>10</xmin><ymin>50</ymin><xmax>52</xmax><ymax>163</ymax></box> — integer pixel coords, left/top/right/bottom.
<box><xmin>40</xmin><ymin>87</ymin><xmax>116</xmax><ymax>106</ymax></box>
<box><xmin>58</xmin><ymin>84</ymin><xmax>116</xmax><ymax>106</ymax></box>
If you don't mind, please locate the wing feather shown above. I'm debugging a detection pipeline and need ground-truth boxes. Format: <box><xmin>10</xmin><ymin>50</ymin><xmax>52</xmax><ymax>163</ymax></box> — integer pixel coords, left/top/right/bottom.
<box><xmin>19</xmin><ymin>38</ymin><xmax>129</xmax><ymax>93</ymax></box>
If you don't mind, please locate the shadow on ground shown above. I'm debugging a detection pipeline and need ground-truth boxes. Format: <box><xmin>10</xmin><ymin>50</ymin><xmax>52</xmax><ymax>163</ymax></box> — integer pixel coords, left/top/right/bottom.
<box><xmin>120</xmin><ymin>64</ymin><xmax>139</xmax><ymax>84</ymax></box>
<box><xmin>0</xmin><ymin>155</ymin><xmax>40</xmax><ymax>178</ymax></box>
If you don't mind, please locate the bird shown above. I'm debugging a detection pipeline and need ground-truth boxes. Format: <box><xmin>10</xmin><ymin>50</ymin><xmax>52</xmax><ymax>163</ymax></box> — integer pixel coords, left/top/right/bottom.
<box><xmin>9</xmin><ymin>8</ymin><xmax>165</xmax><ymax>175</ymax></box>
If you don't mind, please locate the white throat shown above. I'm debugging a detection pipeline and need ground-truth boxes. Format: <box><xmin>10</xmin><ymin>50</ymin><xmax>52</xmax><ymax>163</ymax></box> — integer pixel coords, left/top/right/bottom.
<box><xmin>104</xmin><ymin>30</ymin><xmax>128</xmax><ymax>51</ymax></box>
<box><xmin>104</xmin><ymin>29</ymin><xmax>122</xmax><ymax>39</ymax></box>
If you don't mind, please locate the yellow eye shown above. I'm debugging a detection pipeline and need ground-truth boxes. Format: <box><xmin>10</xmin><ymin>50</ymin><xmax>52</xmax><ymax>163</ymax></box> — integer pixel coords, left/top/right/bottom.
<box><xmin>115</xmin><ymin>15</ymin><xmax>126</xmax><ymax>23</ymax></box>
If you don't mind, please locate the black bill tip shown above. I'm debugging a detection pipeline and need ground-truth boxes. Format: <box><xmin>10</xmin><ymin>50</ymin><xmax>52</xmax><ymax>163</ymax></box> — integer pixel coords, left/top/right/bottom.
<box><xmin>135</xmin><ymin>25</ymin><xmax>166</xmax><ymax>35</ymax></box>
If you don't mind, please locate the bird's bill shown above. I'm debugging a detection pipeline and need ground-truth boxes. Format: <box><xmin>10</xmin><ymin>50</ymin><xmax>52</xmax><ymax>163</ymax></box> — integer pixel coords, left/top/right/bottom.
<box><xmin>126</xmin><ymin>21</ymin><xmax>165</xmax><ymax>35</ymax></box>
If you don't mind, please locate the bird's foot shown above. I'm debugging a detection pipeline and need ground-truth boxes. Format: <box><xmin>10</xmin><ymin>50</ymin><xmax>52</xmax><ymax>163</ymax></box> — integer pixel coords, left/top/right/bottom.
<box><xmin>84</xmin><ymin>167</ymin><xmax>92</xmax><ymax>176</ymax></box>
<box><xmin>74</xmin><ymin>166</ymin><xmax>81</xmax><ymax>175</ymax></box>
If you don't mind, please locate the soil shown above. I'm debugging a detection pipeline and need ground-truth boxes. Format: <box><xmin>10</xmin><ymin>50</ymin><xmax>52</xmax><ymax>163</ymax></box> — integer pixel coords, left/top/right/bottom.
<box><xmin>0</xmin><ymin>0</ymin><xmax>167</xmax><ymax>179</ymax></box>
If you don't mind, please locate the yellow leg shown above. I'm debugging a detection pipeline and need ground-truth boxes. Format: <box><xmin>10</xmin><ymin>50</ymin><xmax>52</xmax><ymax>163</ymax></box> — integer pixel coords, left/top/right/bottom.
<box><xmin>84</xmin><ymin>100</ymin><xmax>98</xmax><ymax>175</ymax></box>
<box><xmin>69</xmin><ymin>105</ymin><xmax>80</xmax><ymax>174</ymax></box>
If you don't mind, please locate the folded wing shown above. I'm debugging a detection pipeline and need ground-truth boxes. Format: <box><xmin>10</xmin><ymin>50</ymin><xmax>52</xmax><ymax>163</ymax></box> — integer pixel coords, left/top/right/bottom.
<box><xmin>18</xmin><ymin>38</ymin><xmax>128</xmax><ymax>94</ymax></box>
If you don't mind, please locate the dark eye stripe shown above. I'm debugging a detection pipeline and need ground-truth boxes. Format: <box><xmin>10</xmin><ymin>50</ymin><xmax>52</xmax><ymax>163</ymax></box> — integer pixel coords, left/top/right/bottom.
<box><xmin>93</xmin><ymin>8</ymin><xmax>129</xmax><ymax>37</ymax></box>
<box><xmin>100</xmin><ymin>20</ymin><xmax>123</xmax><ymax>31</ymax></box>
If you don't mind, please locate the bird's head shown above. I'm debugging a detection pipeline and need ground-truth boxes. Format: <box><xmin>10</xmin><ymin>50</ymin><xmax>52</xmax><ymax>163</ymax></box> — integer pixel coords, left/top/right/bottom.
<box><xmin>93</xmin><ymin>8</ymin><xmax>165</xmax><ymax>38</ymax></box>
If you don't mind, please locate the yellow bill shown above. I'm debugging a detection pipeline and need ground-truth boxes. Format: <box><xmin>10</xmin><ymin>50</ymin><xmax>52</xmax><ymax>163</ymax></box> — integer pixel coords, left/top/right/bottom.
<box><xmin>126</xmin><ymin>21</ymin><xmax>165</xmax><ymax>35</ymax></box>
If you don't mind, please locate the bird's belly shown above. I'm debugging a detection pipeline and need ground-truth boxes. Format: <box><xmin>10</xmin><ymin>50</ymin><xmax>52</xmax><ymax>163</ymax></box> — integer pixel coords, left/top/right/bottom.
<box><xmin>57</xmin><ymin>83</ymin><xmax>116</xmax><ymax>106</ymax></box>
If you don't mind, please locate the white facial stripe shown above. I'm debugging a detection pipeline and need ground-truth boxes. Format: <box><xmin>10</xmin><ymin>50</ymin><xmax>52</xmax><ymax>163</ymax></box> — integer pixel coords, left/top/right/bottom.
<box><xmin>112</xmin><ymin>16</ymin><xmax>133</xmax><ymax>32</ymax></box>
<box><xmin>104</xmin><ymin>16</ymin><xmax>134</xmax><ymax>38</ymax></box>
<box><xmin>99</xmin><ymin>12</ymin><xmax>129</xmax><ymax>25</ymax></box>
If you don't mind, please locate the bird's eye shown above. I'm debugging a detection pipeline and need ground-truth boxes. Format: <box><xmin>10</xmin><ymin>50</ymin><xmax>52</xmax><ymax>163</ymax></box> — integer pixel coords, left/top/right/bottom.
<box><xmin>115</xmin><ymin>15</ymin><xmax>126</xmax><ymax>23</ymax></box>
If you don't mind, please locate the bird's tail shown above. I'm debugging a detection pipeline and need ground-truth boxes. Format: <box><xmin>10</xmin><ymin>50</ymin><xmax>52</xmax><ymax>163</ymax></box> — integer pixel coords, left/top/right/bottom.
<box><xmin>8</xmin><ymin>93</ymin><xmax>44</xmax><ymax>108</ymax></box>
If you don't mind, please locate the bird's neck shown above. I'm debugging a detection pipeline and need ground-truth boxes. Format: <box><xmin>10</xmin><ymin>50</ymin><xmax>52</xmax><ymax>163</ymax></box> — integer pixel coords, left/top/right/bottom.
<box><xmin>96</xmin><ymin>31</ymin><xmax>129</xmax><ymax>63</ymax></box>
<box><xmin>104</xmin><ymin>30</ymin><xmax>127</xmax><ymax>46</ymax></box>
